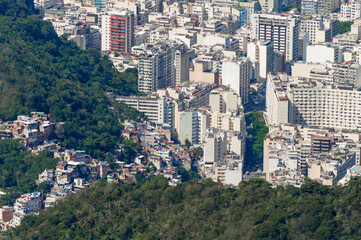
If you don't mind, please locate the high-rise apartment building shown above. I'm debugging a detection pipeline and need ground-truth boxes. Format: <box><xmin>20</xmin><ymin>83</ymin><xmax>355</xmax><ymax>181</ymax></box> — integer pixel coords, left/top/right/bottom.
<box><xmin>221</xmin><ymin>58</ymin><xmax>252</xmax><ymax>106</ymax></box>
<box><xmin>299</xmin><ymin>16</ymin><xmax>337</xmax><ymax>43</ymax></box>
<box><xmin>301</xmin><ymin>0</ymin><xmax>319</xmax><ymax>15</ymax></box>
<box><xmin>136</xmin><ymin>43</ymin><xmax>176</xmax><ymax>93</ymax></box>
<box><xmin>92</xmin><ymin>0</ymin><xmax>106</xmax><ymax>12</ymax></box>
<box><xmin>317</xmin><ymin>0</ymin><xmax>339</xmax><ymax>15</ymax></box>
<box><xmin>333</xmin><ymin>62</ymin><xmax>361</xmax><ymax>88</ymax></box>
<box><xmin>258</xmin><ymin>0</ymin><xmax>281</xmax><ymax>12</ymax></box>
<box><xmin>247</xmin><ymin>41</ymin><xmax>274</xmax><ymax>80</ymax></box>
<box><xmin>138</xmin><ymin>54</ymin><xmax>161</xmax><ymax>93</ymax></box>
<box><xmin>101</xmin><ymin>9</ymin><xmax>135</xmax><ymax>53</ymax></box>
<box><xmin>209</xmin><ymin>112</ymin><xmax>246</xmax><ymax>133</ymax></box>
<box><xmin>340</xmin><ymin>0</ymin><xmax>361</xmax><ymax>22</ymax></box>
<box><xmin>266</xmin><ymin>73</ymin><xmax>361</xmax><ymax>131</ymax></box>
<box><xmin>178</xmin><ymin>110</ymin><xmax>210</xmax><ymax>145</ymax></box>
<box><xmin>251</xmin><ymin>14</ymin><xmax>300</xmax><ymax>61</ymax></box>
<box><xmin>203</xmin><ymin>129</ymin><xmax>228</xmax><ymax>167</ymax></box>
<box><xmin>209</xmin><ymin>90</ymin><xmax>241</xmax><ymax>114</ymax></box>
<box><xmin>175</xmin><ymin>48</ymin><xmax>195</xmax><ymax>86</ymax></box>
<box><xmin>177</xmin><ymin>88</ymin><xmax>246</xmax><ymax>145</ymax></box>
<box><xmin>265</xmin><ymin>74</ymin><xmax>289</xmax><ymax>126</ymax></box>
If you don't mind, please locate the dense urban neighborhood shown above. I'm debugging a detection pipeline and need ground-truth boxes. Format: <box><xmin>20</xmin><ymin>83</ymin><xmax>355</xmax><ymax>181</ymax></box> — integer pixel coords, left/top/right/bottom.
<box><xmin>2</xmin><ymin>0</ymin><xmax>361</xmax><ymax>238</ymax></box>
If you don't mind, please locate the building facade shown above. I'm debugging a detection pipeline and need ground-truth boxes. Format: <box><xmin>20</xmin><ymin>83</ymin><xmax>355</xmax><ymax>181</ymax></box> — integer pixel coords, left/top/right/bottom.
<box><xmin>175</xmin><ymin>48</ymin><xmax>195</xmax><ymax>86</ymax></box>
<box><xmin>137</xmin><ymin>43</ymin><xmax>176</xmax><ymax>93</ymax></box>
<box><xmin>301</xmin><ymin>0</ymin><xmax>319</xmax><ymax>15</ymax></box>
<box><xmin>251</xmin><ymin>14</ymin><xmax>300</xmax><ymax>61</ymax></box>
<box><xmin>266</xmin><ymin>73</ymin><xmax>361</xmax><ymax>131</ymax></box>
<box><xmin>101</xmin><ymin>9</ymin><xmax>135</xmax><ymax>53</ymax></box>
<box><xmin>178</xmin><ymin>110</ymin><xmax>210</xmax><ymax>144</ymax></box>
<box><xmin>222</xmin><ymin>58</ymin><xmax>252</xmax><ymax>106</ymax></box>
<box><xmin>340</xmin><ymin>0</ymin><xmax>361</xmax><ymax>22</ymax></box>
<box><xmin>115</xmin><ymin>95</ymin><xmax>174</xmax><ymax>127</ymax></box>
<box><xmin>247</xmin><ymin>41</ymin><xmax>274</xmax><ymax>80</ymax></box>
<box><xmin>203</xmin><ymin>129</ymin><xmax>228</xmax><ymax>167</ymax></box>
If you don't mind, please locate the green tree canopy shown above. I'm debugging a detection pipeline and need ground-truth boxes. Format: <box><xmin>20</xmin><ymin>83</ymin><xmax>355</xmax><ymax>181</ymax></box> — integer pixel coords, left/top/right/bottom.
<box><xmin>0</xmin><ymin>0</ymin><xmax>140</xmax><ymax>158</ymax></box>
<box><xmin>0</xmin><ymin>139</ymin><xmax>58</xmax><ymax>205</ymax></box>
<box><xmin>6</xmin><ymin>178</ymin><xmax>361</xmax><ymax>239</ymax></box>
<box><xmin>337</xmin><ymin>21</ymin><xmax>353</xmax><ymax>34</ymax></box>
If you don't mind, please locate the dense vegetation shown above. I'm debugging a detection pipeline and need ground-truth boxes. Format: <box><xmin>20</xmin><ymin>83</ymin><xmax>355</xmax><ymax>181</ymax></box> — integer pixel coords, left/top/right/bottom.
<box><xmin>0</xmin><ymin>139</ymin><xmax>58</xmax><ymax>205</ymax></box>
<box><xmin>120</xmin><ymin>139</ymin><xmax>142</xmax><ymax>164</ymax></box>
<box><xmin>0</xmin><ymin>0</ymin><xmax>139</xmax><ymax>158</ymax></box>
<box><xmin>337</xmin><ymin>21</ymin><xmax>353</xmax><ymax>34</ymax></box>
<box><xmin>3</xmin><ymin>177</ymin><xmax>361</xmax><ymax>239</ymax></box>
<box><xmin>0</xmin><ymin>0</ymin><xmax>34</xmax><ymax>17</ymax></box>
<box><xmin>244</xmin><ymin>110</ymin><xmax>268</xmax><ymax>171</ymax></box>
<box><xmin>178</xmin><ymin>167</ymin><xmax>200</xmax><ymax>182</ymax></box>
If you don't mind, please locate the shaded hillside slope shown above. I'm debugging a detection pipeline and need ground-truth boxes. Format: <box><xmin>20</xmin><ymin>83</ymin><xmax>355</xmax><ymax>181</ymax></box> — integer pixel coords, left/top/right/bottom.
<box><xmin>4</xmin><ymin>178</ymin><xmax>361</xmax><ymax>240</ymax></box>
<box><xmin>0</xmin><ymin>0</ymin><xmax>139</xmax><ymax>157</ymax></box>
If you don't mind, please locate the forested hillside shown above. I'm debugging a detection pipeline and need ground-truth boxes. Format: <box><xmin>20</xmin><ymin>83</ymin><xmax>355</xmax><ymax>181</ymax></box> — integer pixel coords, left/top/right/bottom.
<box><xmin>0</xmin><ymin>0</ymin><xmax>139</xmax><ymax>158</ymax></box>
<box><xmin>2</xmin><ymin>178</ymin><xmax>361</xmax><ymax>239</ymax></box>
<box><xmin>0</xmin><ymin>139</ymin><xmax>58</xmax><ymax>205</ymax></box>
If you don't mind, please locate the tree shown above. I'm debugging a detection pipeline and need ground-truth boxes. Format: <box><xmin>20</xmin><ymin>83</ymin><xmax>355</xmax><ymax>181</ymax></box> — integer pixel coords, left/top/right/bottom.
<box><xmin>171</xmin><ymin>132</ymin><xmax>180</xmax><ymax>144</ymax></box>
<box><xmin>337</xmin><ymin>21</ymin><xmax>353</xmax><ymax>34</ymax></box>
<box><xmin>121</xmin><ymin>139</ymin><xmax>142</xmax><ymax>164</ymax></box>
<box><xmin>8</xmin><ymin>178</ymin><xmax>361</xmax><ymax>240</ymax></box>
<box><xmin>178</xmin><ymin>167</ymin><xmax>200</xmax><ymax>182</ymax></box>
<box><xmin>37</xmin><ymin>182</ymin><xmax>52</xmax><ymax>196</ymax></box>
<box><xmin>184</xmin><ymin>139</ymin><xmax>191</xmax><ymax>149</ymax></box>
<box><xmin>245</xmin><ymin>110</ymin><xmax>269</xmax><ymax>161</ymax></box>
<box><xmin>192</xmin><ymin>147</ymin><xmax>203</xmax><ymax>160</ymax></box>
<box><xmin>0</xmin><ymin>139</ymin><xmax>58</xmax><ymax>205</ymax></box>
<box><xmin>0</xmin><ymin>5</ymin><xmax>140</xmax><ymax>158</ymax></box>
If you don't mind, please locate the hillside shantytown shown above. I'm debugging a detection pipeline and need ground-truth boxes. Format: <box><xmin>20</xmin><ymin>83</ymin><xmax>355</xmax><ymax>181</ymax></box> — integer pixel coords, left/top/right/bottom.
<box><xmin>2</xmin><ymin>0</ymin><xmax>361</xmax><ymax>234</ymax></box>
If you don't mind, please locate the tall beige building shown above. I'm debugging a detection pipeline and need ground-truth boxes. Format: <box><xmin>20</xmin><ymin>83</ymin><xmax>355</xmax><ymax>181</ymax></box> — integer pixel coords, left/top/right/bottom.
<box><xmin>209</xmin><ymin>89</ymin><xmax>241</xmax><ymax>113</ymax></box>
<box><xmin>203</xmin><ymin>129</ymin><xmax>228</xmax><ymax>166</ymax></box>
<box><xmin>247</xmin><ymin>41</ymin><xmax>274</xmax><ymax>80</ymax></box>
<box><xmin>221</xmin><ymin>58</ymin><xmax>252</xmax><ymax>106</ymax></box>
<box><xmin>175</xmin><ymin>48</ymin><xmax>195</xmax><ymax>86</ymax></box>
<box><xmin>178</xmin><ymin>110</ymin><xmax>210</xmax><ymax>145</ymax></box>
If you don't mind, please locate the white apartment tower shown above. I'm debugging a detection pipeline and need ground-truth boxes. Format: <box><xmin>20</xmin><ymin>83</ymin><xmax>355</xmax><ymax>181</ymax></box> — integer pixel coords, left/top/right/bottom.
<box><xmin>251</xmin><ymin>14</ymin><xmax>300</xmax><ymax>61</ymax></box>
<box><xmin>208</xmin><ymin>89</ymin><xmax>246</xmax><ymax>135</ymax></box>
<box><xmin>299</xmin><ymin>17</ymin><xmax>337</xmax><ymax>44</ymax></box>
<box><xmin>221</xmin><ymin>58</ymin><xmax>252</xmax><ymax>106</ymax></box>
<box><xmin>101</xmin><ymin>9</ymin><xmax>135</xmax><ymax>53</ymax></box>
<box><xmin>287</xmin><ymin>84</ymin><xmax>361</xmax><ymax>130</ymax></box>
<box><xmin>341</xmin><ymin>0</ymin><xmax>361</xmax><ymax>22</ymax></box>
<box><xmin>203</xmin><ymin>129</ymin><xmax>228</xmax><ymax>166</ymax></box>
<box><xmin>247</xmin><ymin>41</ymin><xmax>274</xmax><ymax>80</ymax></box>
<box><xmin>265</xmin><ymin>73</ymin><xmax>289</xmax><ymax>126</ymax></box>
<box><xmin>137</xmin><ymin>44</ymin><xmax>176</xmax><ymax>93</ymax></box>
<box><xmin>178</xmin><ymin>110</ymin><xmax>210</xmax><ymax>145</ymax></box>
<box><xmin>266</xmin><ymin>73</ymin><xmax>361</xmax><ymax>131</ymax></box>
